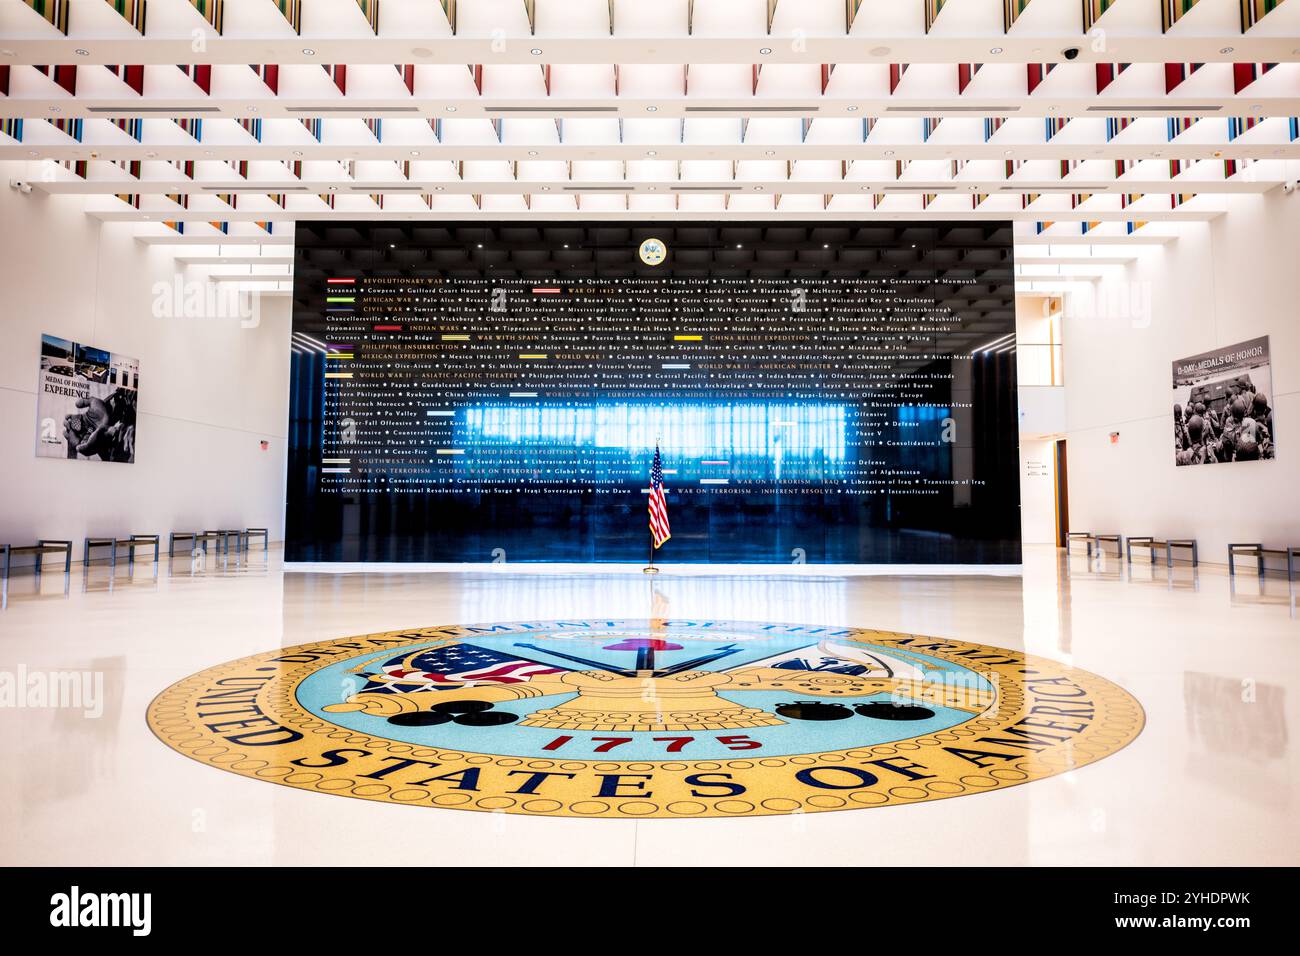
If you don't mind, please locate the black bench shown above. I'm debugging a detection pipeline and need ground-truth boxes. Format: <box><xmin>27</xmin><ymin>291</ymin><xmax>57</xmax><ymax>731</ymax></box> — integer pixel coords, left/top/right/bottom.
<box><xmin>1092</xmin><ymin>533</ymin><xmax>1124</xmax><ymax>558</ymax></box>
<box><xmin>1067</xmin><ymin>532</ymin><xmax>1123</xmax><ymax>558</ymax></box>
<box><xmin>1066</xmin><ymin>532</ymin><xmax>1094</xmax><ymax>555</ymax></box>
<box><xmin>83</xmin><ymin>534</ymin><xmax>160</xmax><ymax>571</ymax></box>
<box><xmin>1228</xmin><ymin>543</ymin><xmax>1298</xmax><ymax>580</ymax></box>
<box><xmin>1</xmin><ymin>540</ymin><xmax>72</xmax><ymax>583</ymax></box>
<box><xmin>205</xmin><ymin>529</ymin><xmax>245</xmax><ymax>554</ymax></box>
<box><xmin>245</xmin><ymin>527</ymin><xmax>269</xmax><ymax>552</ymax></box>
<box><xmin>168</xmin><ymin>531</ymin><xmax>228</xmax><ymax>556</ymax></box>
<box><xmin>1127</xmin><ymin>537</ymin><xmax>1198</xmax><ymax>568</ymax></box>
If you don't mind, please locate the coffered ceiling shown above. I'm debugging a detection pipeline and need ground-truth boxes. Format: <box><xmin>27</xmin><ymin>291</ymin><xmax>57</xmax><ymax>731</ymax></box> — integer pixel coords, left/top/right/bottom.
<box><xmin>2</xmin><ymin>0</ymin><xmax>1297</xmax><ymax>292</ymax></box>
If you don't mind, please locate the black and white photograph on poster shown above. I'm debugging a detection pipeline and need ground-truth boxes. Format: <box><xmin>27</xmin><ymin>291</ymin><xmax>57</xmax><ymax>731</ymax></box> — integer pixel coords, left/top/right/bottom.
<box><xmin>35</xmin><ymin>333</ymin><xmax>139</xmax><ymax>463</ymax></box>
<box><xmin>1172</xmin><ymin>335</ymin><xmax>1274</xmax><ymax>466</ymax></box>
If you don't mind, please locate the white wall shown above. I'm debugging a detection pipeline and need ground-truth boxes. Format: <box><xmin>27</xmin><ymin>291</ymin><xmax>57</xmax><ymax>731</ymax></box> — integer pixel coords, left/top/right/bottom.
<box><xmin>1019</xmin><ymin>438</ymin><xmax>1059</xmax><ymax>545</ymax></box>
<box><xmin>1062</xmin><ymin>189</ymin><xmax>1300</xmax><ymax>564</ymax></box>
<box><xmin>0</xmin><ymin>161</ymin><xmax>291</xmax><ymax>559</ymax></box>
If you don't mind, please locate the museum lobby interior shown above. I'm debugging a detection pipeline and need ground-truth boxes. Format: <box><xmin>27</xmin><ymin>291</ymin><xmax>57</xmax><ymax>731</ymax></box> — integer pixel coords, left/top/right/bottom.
<box><xmin>0</xmin><ymin>0</ymin><xmax>1297</xmax><ymax>899</ymax></box>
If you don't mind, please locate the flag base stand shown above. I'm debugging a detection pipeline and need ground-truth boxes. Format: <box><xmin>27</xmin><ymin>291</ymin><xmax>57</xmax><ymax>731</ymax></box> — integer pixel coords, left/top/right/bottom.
<box><xmin>642</xmin><ymin>565</ymin><xmax>660</xmax><ymax>575</ymax></box>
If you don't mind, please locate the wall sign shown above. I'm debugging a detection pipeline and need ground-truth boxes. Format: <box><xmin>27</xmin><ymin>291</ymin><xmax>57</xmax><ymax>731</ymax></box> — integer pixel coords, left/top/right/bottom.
<box><xmin>36</xmin><ymin>333</ymin><xmax>139</xmax><ymax>463</ymax></box>
<box><xmin>287</xmin><ymin>222</ymin><xmax>1020</xmax><ymax>563</ymax></box>
<box><xmin>1172</xmin><ymin>336</ymin><xmax>1275</xmax><ymax>466</ymax></box>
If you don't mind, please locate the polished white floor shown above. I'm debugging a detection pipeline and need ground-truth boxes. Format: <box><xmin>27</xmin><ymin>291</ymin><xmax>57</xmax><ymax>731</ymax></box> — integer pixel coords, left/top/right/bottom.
<box><xmin>0</xmin><ymin>545</ymin><xmax>1296</xmax><ymax>866</ymax></box>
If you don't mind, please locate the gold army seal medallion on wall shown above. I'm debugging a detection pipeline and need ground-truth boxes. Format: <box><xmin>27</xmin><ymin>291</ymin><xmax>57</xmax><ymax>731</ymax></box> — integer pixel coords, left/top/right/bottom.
<box><xmin>147</xmin><ymin>619</ymin><xmax>1144</xmax><ymax>818</ymax></box>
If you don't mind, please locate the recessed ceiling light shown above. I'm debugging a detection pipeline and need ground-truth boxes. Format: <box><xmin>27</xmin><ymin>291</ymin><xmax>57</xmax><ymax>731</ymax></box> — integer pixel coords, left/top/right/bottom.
<box><xmin>328</xmin><ymin>185</ymin><xmax>338</xmax><ymax>191</ymax></box>
<box><xmin>646</xmin><ymin>150</ymin><xmax>657</xmax><ymax>156</ymax></box>
<box><xmin>48</xmin><ymin>106</ymin><xmax>59</xmax><ymax>113</ymax></box>
<box><xmin>477</xmin><ymin>243</ymin><xmax>483</xmax><ymax>248</ymax></box>
<box><xmin>146</xmin><ymin>151</ymin><xmax>157</xmax><ymax>158</ymax></box>
<box><xmin>74</xmin><ymin>49</ymin><xmax>89</xmax><ymax>56</ymax></box>
<box><xmin>292</xmin><ymin>149</ymin><xmax>303</xmax><ymax>156</ymax></box>
<box><xmin>990</xmin><ymin>47</ymin><xmax>1003</xmax><ymax>55</ymax></box>
<box><xmin>1004</xmin><ymin>149</ymin><xmax>1013</xmax><ymax>155</ymax></box>
<box><xmin>445</xmin><ymin>106</ymin><xmax>457</xmax><ymax>112</ymax></box>
<box><xmin>530</xmin><ymin>48</ymin><xmax>543</xmax><ymax>56</ymax></box>
<box><xmin>823</xmin><ymin>244</ymin><xmax>829</xmax><ymax>248</ymax></box>
<box><xmin>1</xmin><ymin>49</ymin><xmax>15</xmax><ymax>57</ymax></box>
<box><xmin>27</xmin><ymin>150</ymin><xmax>37</xmax><ymax>156</ymax></box>
<box><xmin>412</xmin><ymin>47</ymin><xmax>432</xmax><ymax>58</ymax></box>
<box><xmin>860</xmin><ymin>185</ymin><xmax>869</xmax><ymax>190</ymax></box>
<box><xmin>302</xmin><ymin>48</ymin><xmax>315</xmax><ymax>56</ymax></box>
<box><xmin>247</xmin><ymin>105</ymin><xmax>257</xmax><ymax>112</ymax></box>
<box><xmin>764</xmin><ymin>149</ymin><xmax>775</xmax><ymax>156</ymax></box>
<box><xmin>389</xmin><ymin>243</ymin><xmax>396</xmax><ymax>249</ymax></box>
<box><xmin>648</xmin><ymin>185</ymin><xmax>656</xmax><ymax>191</ymax></box>
<box><xmin>410</xmin><ymin>149</ymin><xmax>420</xmax><ymax>156</ymax></box>
<box><xmin>869</xmin><ymin>46</ymin><xmax>891</xmax><ymax>57</ymax></box>
<box><xmin>646</xmin><ymin>105</ymin><xmax>658</xmax><ymax>112</ymax></box>
<box><xmin>847</xmin><ymin>105</ymin><xmax>859</xmax><ymax>112</ymax></box>
<box><xmin>541</xmin><ymin>185</ymin><xmax>550</xmax><ymax>190</ymax></box>
<box><xmin>1220</xmin><ymin>47</ymin><xmax>1233</xmax><ymax>54</ymax></box>
<box><xmin>884</xmin><ymin>149</ymin><xmax>894</xmax><ymax>156</ymax></box>
<box><xmin>527</xmin><ymin>150</ymin><xmax>538</xmax><ymax>156</ymax></box>
<box><xmin>753</xmin><ymin>185</ymin><xmax>763</xmax><ymax>190</ymax></box>
<box><xmin>736</xmin><ymin>244</ymin><xmax>743</xmax><ymax>249</ymax></box>
<box><xmin>759</xmin><ymin>48</ymin><xmax>772</xmax><ymax>56</ymax></box>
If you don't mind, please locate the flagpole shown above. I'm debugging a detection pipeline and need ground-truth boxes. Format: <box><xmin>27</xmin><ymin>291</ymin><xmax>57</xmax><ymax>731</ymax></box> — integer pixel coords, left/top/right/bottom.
<box><xmin>644</xmin><ymin>438</ymin><xmax>661</xmax><ymax>574</ymax></box>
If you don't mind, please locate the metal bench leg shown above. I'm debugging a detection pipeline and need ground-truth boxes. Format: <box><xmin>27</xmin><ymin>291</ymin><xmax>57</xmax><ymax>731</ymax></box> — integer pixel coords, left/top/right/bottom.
<box><xmin>110</xmin><ymin>540</ymin><xmax>118</xmax><ymax>574</ymax></box>
<box><xmin>2</xmin><ymin>546</ymin><xmax>10</xmax><ymax>585</ymax></box>
<box><xmin>1228</xmin><ymin>548</ymin><xmax>1235</xmax><ymax>576</ymax></box>
<box><xmin>83</xmin><ymin>539</ymin><xmax>90</xmax><ymax>567</ymax></box>
<box><xmin>1125</xmin><ymin>540</ymin><xmax>1131</xmax><ymax>564</ymax></box>
<box><xmin>1191</xmin><ymin>542</ymin><xmax>1198</xmax><ymax>567</ymax></box>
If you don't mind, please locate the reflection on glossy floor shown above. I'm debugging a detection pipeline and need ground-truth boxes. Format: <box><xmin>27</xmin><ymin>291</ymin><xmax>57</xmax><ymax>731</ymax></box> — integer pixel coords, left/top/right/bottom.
<box><xmin>0</xmin><ymin>545</ymin><xmax>1296</xmax><ymax>866</ymax></box>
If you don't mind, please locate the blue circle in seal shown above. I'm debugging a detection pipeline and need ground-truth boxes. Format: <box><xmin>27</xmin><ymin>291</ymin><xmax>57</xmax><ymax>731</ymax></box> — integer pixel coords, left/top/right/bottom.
<box><xmin>295</xmin><ymin>620</ymin><xmax>990</xmax><ymax>761</ymax></box>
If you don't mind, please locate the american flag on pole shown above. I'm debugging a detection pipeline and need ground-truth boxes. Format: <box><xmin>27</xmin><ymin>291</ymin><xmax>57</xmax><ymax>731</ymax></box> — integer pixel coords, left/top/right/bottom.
<box><xmin>649</xmin><ymin>444</ymin><xmax>671</xmax><ymax>549</ymax></box>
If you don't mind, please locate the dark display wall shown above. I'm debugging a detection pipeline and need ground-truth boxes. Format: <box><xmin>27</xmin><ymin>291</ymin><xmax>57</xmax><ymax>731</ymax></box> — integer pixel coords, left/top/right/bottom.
<box><xmin>288</xmin><ymin>222</ymin><xmax>1018</xmax><ymax>564</ymax></box>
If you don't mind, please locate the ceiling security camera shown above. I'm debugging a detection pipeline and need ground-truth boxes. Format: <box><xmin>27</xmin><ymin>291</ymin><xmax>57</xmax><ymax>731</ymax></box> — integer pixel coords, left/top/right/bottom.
<box><xmin>1062</xmin><ymin>47</ymin><xmax>1080</xmax><ymax>60</ymax></box>
<box><xmin>9</xmin><ymin>179</ymin><xmax>33</xmax><ymax>194</ymax></box>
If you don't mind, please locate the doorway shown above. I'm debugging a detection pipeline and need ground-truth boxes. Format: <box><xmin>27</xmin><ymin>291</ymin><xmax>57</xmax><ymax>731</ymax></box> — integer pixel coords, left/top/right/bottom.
<box><xmin>1054</xmin><ymin>439</ymin><xmax>1069</xmax><ymax>547</ymax></box>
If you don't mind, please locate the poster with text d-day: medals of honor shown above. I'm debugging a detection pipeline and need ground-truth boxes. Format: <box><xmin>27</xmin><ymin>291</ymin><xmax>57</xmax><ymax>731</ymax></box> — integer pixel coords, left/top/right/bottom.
<box><xmin>35</xmin><ymin>333</ymin><xmax>139</xmax><ymax>463</ymax></box>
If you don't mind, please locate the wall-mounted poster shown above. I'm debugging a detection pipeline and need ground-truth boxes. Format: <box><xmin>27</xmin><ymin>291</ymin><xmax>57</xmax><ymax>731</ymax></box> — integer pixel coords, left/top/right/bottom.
<box><xmin>36</xmin><ymin>334</ymin><xmax>139</xmax><ymax>463</ymax></box>
<box><xmin>1172</xmin><ymin>336</ymin><xmax>1274</xmax><ymax>466</ymax></box>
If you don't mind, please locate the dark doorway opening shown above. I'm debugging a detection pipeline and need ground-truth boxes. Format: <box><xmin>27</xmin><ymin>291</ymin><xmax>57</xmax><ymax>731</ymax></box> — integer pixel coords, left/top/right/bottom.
<box><xmin>1054</xmin><ymin>439</ymin><xmax>1069</xmax><ymax>548</ymax></box>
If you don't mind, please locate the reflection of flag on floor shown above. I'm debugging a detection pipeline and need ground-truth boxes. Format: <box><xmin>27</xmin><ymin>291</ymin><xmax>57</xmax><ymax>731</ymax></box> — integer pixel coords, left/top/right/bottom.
<box><xmin>366</xmin><ymin>643</ymin><xmax>567</xmax><ymax>693</ymax></box>
<box><xmin>649</xmin><ymin>444</ymin><xmax>671</xmax><ymax>548</ymax></box>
